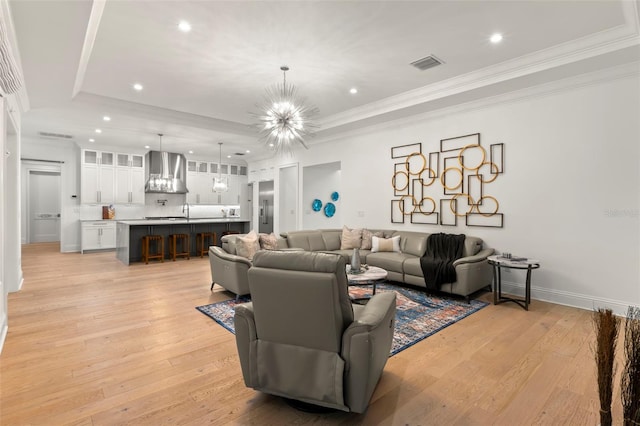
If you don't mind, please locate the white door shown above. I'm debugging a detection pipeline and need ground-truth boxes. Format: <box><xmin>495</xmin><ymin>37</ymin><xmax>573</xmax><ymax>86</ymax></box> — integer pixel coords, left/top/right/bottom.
<box><xmin>29</xmin><ymin>171</ymin><xmax>61</xmax><ymax>242</ymax></box>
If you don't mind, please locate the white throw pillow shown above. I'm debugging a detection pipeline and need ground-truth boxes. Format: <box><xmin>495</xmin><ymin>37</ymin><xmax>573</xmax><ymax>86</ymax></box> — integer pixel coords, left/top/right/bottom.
<box><xmin>236</xmin><ymin>230</ymin><xmax>260</xmax><ymax>260</ymax></box>
<box><xmin>371</xmin><ymin>235</ymin><xmax>401</xmax><ymax>253</ymax></box>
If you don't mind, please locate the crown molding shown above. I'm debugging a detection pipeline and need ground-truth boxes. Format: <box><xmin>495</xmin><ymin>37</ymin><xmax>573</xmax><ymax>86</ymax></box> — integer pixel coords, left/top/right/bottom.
<box><xmin>319</xmin><ymin>1</ymin><xmax>640</xmax><ymax>131</ymax></box>
<box><xmin>72</xmin><ymin>92</ymin><xmax>256</xmax><ymax>137</ymax></box>
<box><xmin>311</xmin><ymin>61</ymin><xmax>640</xmax><ymax>147</ymax></box>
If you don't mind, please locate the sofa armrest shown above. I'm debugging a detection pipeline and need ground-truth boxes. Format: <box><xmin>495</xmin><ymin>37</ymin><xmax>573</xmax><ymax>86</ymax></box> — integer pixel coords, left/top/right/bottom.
<box><xmin>453</xmin><ymin>248</ymin><xmax>495</xmax><ymax>266</ymax></box>
<box><xmin>341</xmin><ymin>292</ymin><xmax>396</xmax><ymax>413</ymax></box>
<box><xmin>234</xmin><ymin>302</ymin><xmax>258</xmax><ymax>388</ymax></box>
<box><xmin>209</xmin><ymin>246</ymin><xmax>252</xmax><ymax>267</ymax></box>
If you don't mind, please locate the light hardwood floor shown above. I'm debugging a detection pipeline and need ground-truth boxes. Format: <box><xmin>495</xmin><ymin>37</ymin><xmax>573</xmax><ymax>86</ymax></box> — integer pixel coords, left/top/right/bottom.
<box><xmin>0</xmin><ymin>243</ymin><xmax>625</xmax><ymax>425</ymax></box>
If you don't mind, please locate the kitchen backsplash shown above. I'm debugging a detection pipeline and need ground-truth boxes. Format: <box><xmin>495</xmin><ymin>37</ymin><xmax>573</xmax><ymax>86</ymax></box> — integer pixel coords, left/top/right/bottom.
<box><xmin>80</xmin><ymin>192</ymin><xmax>239</xmax><ymax>220</ymax></box>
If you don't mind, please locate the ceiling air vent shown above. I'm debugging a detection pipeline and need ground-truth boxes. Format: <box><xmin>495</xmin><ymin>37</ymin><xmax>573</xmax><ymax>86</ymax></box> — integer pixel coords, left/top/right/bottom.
<box><xmin>410</xmin><ymin>55</ymin><xmax>444</xmax><ymax>71</ymax></box>
<box><xmin>38</xmin><ymin>131</ymin><xmax>74</xmax><ymax>140</ymax></box>
<box><xmin>234</xmin><ymin>152</ymin><xmax>246</xmax><ymax>156</ymax></box>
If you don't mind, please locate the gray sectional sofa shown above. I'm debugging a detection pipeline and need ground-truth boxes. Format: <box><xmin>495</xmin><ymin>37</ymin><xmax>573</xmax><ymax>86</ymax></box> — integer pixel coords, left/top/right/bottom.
<box><xmin>209</xmin><ymin>228</ymin><xmax>494</xmax><ymax>300</ymax></box>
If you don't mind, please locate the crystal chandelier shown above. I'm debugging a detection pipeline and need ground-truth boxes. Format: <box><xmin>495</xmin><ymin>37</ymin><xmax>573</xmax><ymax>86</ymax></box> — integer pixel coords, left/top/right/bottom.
<box><xmin>213</xmin><ymin>142</ymin><xmax>228</xmax><ymax>192</ymax></box>
<box><xmin>148</xmin><ymin>133</ymin><xmax>175</xmax><ymax>192</ymax></box>
<box><xmin>254</xmin><ymin>66</ymin><xmax>319</xmax><ymax>155</ymax></box>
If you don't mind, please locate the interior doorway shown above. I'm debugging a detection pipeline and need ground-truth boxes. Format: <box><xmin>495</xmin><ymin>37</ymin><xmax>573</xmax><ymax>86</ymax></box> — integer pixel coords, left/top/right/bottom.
<box><xmin>258</xmin><ymin>180</ymin><xmax>274</xmax><ymax>234</ymax></box>
<box><xmin>28</xmin><ymin>171</ymin><xmax>61</xmax><ymax>243</ymax></box>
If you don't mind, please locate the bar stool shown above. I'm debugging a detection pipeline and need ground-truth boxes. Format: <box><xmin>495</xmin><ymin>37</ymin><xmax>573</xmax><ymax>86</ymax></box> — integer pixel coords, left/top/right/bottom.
<box><xmin>169</xmin><ymin>233</ymin><xmax>190</xmax><ymax>261</ymax></box>
<box><xmin>196</xmin><ymin>232</ymin><xmax>217</xmax><ymax>258</ymax></box>
<box><xmin>141</xmin><ymin>235</ymin><xmax>164</xmax><ymax>264</ymax></box>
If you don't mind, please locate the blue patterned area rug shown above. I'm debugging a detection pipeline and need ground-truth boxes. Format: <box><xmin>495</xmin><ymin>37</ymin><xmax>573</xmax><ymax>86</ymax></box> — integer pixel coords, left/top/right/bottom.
<box><xmin>196</xmin><ymin>283</ymin><xmax>488</xmax><ymax>356</ymax></box>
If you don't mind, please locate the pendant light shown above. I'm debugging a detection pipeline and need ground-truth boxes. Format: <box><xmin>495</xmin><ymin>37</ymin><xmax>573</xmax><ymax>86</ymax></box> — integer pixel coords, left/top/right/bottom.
<box><xmin>253</xmin><ymin>65</ymin><xmax>319</xmax><ymax>155</ymax></box>
<box><xmin>213</xmin><ymin>142</ymin><xmax>228</xmax><ymax>192</ymax></box>
<box><xmin>149</xmin><ymin>133</ymin><xmax>173</xmax><ymax>192</ymax></box>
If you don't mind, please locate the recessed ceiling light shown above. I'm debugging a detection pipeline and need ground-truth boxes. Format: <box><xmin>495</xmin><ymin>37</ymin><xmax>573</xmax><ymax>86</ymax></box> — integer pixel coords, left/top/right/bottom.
<box><xmin>349</xmin><ymin>88</ymin><xmax>358</xmax><ymax>94</ymax></box>
<box><xmin>95</xmin><ymin>129</ymin><xmax>102</xmax><ymax>133</ymax></box>
<box><xmin>490</xmin><ymin>33</ymin><xmax>503</xmax><ymax>43</ymax></box>
<box><xmin>188</xmin><ymin>150</ymin><xmax>194</xmax><ymax>154</ymax></box>
<box><xmin>133</xmin><ymin>83</ymin><xmax>143</xmax><ymax>91</ymax></box>
<box><xmin>268</xmin><ymin>143</ymin><xmax>274</xmax><ymax>147</ymax></box>
<box><xmin>178</xmin><ymin>20</ymin><xmax>191</xmax><ymax>32</ymax></box>
<box><xmin>89</xmin><ymin>138</ymin><xmax>95</xmax><ymax>142</ymax></box>
<box><xmin>245</xmin><ymin>150</ymin><xmax>251</xmax><ymax>153</ymax></box>
<box><xmin>103</xmin><ymin>116</ymin><xmax>111</xmax><ymax>121</ymax></box>
<box><xmin>144</xmin><ymin>145</ymin><xmax>150</xmax><ymax>149</ymax></box>
<box><xmin>227</xmin><ymin>155</ymin><xmax>231</xmax><ymax>159</ymax></box>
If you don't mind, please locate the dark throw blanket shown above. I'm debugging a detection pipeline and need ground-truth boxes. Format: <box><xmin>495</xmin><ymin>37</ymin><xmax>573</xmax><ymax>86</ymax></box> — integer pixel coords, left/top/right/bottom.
<box><xmin>420</xmin><ymin>233</ymin><xmax>466</xmax><ymax>291</ymax></box>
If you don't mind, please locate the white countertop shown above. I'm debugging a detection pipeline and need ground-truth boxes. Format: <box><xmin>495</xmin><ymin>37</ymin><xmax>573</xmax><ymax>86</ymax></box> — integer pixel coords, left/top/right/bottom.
<box><xmin>116</xmin><ymin>217</ymin><xmax>247</xmax><ymax>225</ymax></box>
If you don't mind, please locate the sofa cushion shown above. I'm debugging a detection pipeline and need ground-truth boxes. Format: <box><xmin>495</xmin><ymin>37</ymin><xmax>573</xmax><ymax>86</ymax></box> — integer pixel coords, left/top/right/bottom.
<box><xmin>236</xmin><ymin>231</ymin><xmax>260</xmax><ymax>260</ymax></box>
<box><xmin>366</xmin><ymin>251</ymin><xmax>414</xmax><ymax>273</ymax></box>
<box><xmin>392</xmin><ymin>231</ymin><xmax>429</xmax><ymax>257</ymax></box>
<box><xmin>371</xmin><ymin>236</ymin><xmax>400</xmax><ymax>253</ymax></box>
<box><xmin>320</xmin><ymin>249</ymin><xmax>352</xmax><ymax>263</ymax></box>
<box><xmin>403</xmin><ymin>257</ymin><xmax>423</xmax><ymax>277</ymax></box>
<box><xmin>361</xmin><ymin>229</ymin><xmax>384</xmax><ymax>250</ymax></box>
<box><xmin>463</xmin><ymin>236</ymin><xmax>483</xmax><ymax>257</ymax></box>
<box><xmin>340</xmin><ymin>226</ymin><xmax>362</xmax><ymax>250</ymax></box>
<box><xmin>286</xmin><ymin>231</ymin><xmax>326</xmax><ymax>251</ymax></box>
<box><xmin>322</xmin><ymin>230</ymin><xmax>342</xmax><ymax>251</ymax></box>
<box><xmin>221</xmin><ymin>234</ymin><xmax>241</xmax><ymax>255</ymax></box>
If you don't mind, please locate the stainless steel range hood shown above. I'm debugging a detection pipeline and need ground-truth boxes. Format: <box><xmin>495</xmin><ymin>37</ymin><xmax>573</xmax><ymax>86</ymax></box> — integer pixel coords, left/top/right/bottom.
<box><xmin>144</xmin><ymin>151</ymin><xmax>189</xmax><ymax>194</ymax></box>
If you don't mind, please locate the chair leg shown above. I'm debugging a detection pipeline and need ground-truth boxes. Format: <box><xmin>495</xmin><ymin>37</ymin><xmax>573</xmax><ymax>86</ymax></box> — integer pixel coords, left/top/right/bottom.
<box><xmin>143</xmin><ymin>237</ymin><xmax>149</xmax><ymax>264</ymax></box>
<box><xmin>210</xmin><ymin>282</ymin><xmax>215</xmax><ymax>291</ymax></box>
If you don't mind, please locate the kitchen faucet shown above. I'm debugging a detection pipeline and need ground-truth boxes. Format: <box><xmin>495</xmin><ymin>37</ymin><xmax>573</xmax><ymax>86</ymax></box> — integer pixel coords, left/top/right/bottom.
<box><xmin>182</xmin><ymin>203</ymin><xmax>190</xmax><ymax>219</ymax></box>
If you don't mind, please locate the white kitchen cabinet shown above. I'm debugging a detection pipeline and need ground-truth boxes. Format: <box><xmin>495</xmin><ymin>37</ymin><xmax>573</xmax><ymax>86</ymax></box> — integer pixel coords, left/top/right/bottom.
<box><xmin>115</xmin><ymin>153</ymin><xmax>145</xmax><ymax>204</ymax></box>
<box><xmin>81</xmin><ymin>221</ymin><xmax>116</xmax><ymax>253</ymax></box>
<box><xmin>187</xmin><ymin>157</ymin><xmax>247</xmax><ymax>205</ymax></box>
<box><xmin>248</xmin><ymin>166</ymin><xmax>274</xmax><ymax>184</ymax></box>
<box><xmin>220</xmin><ymin>175</ymin><xmax>241</xmax><ymax>205</ymax></box>
<box><xmin>81</xmin><ymin>149</ymin><xmax>115</xmax><ymax>204</ymax></box>
<box><xmin>187</xmin><ymin>161</ymin><xmax>220</xmax><ymax>204</ymax></box>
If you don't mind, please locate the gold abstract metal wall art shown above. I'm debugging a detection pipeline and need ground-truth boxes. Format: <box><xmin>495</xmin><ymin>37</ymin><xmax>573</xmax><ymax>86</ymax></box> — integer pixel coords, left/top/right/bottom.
<box><xmin>391</xmin><ymin>133</ymin><xmax>504</xmax><ymax>228</ymax></box>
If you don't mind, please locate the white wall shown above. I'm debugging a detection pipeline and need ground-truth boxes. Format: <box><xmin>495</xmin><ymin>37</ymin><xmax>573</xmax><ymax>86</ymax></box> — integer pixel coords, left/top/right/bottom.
<box><xmin>278</xmin><ymin>164</ymin><xmax>298</xmax><ymax>233</ymax></box>
<box><xmin>1</xmin><ymin>94</ymin><xmax>23</xmax><ymax>351</ymax></box>
<box><xmin>249</xmin><ymin>69</ymin><xmax>640</xmax><ymax>314</ymax></box>
<box><xmin>302</xmin><ymin>162</ymin><xmax>341</xmax><ymax>230</ymax></box>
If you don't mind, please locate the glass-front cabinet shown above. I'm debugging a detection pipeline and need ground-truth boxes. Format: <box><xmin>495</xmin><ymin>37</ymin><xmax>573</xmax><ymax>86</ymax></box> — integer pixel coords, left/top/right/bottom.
<box><xmin>186</xmin><ymin>158</ymin><xmax>246</xmax><ymax>205</ymax></box>
<box><xmin>81</xmin><ymin>149</ymin><xmax>144</xmax><ymax>205</ymax></box>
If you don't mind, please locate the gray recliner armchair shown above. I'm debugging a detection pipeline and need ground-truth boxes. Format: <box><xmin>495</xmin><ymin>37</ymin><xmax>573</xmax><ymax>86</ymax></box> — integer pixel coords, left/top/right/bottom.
<box><xmin>209</xmin><ymin>245</ymin><xmax>251</xmax><ymax>297</ymax></box>
<box><xmin>234</xmin><ymin>250</ymin><xmax>396</xmax><ymax>413</ymax></box>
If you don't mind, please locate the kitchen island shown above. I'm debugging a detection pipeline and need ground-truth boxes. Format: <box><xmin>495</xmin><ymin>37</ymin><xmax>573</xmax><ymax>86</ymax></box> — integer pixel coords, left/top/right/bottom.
<box><xmin>116</xmin><ymin>218</ymin><xmax>249</xmax><ymax>265</ymax></box>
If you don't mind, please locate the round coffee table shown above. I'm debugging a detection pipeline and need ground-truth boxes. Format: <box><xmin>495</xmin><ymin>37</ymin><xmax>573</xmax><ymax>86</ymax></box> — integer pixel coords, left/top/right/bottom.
<box><xmin>346</xmin><ymin>265</ymin><xmax>387</xmax><ymax>304</ymax></box>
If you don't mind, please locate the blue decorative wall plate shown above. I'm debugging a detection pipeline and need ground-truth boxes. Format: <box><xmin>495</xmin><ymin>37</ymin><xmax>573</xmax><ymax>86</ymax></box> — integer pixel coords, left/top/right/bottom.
<box><xmin>331</xmin><ymin>191</ymin><xmax>339</xmax><ymax>201</ymax></box>
<box><xmin>324</xmin><ymin>202</ymin><xmax>336</xmax><ymax>217</ymax></box>
<box><xmin>312</xmin><ymin>199</ymin><xmax>322</xmax><ymax>212</ymax></box>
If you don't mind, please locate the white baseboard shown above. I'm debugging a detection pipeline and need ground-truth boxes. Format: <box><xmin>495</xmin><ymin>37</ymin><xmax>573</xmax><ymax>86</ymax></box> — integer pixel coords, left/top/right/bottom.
<box><xmin>0</xmin><ymin>315</ymin><xmax>7</xmax><ymax>355</ymax></box>
<box><xmin>16</xmin><ymin>276</ymin><xmax>23</xmax><ymax>292</ymax></box>
<box><xmin>501</xmin><ymin>281</ymin><xmax>637</xmax><ymax>317</ymax></box>
<box><xmin>61</xmin><ymin>243</ymin><xmax>80</xmax><ymax>253</ymax></box>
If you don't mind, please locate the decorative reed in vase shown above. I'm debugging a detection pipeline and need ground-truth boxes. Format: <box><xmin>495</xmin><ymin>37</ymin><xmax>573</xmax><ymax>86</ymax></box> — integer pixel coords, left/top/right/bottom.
<box><xmin>592</xmin><ymin>308</ymin><xmax>620</xmax><ymax>426</ymax></box>
<box><xmin>622</xmin><ymin>306</ymin><xmax>640</xmax><ymax>426</ymax></box>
